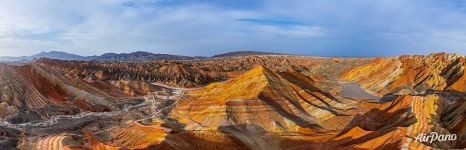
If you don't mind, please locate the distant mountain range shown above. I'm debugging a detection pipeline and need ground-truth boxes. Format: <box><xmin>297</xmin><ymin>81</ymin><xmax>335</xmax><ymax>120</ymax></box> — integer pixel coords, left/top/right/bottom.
<box><xmin>0</xmin><ymin>50</ymin><xmax>289</xmax><ymax>62</ymax></box>
<box><xmin>94</xmin><ymin>51</ymin><xmax>206</xmax><ymax>61</ymax></box>
<box><xmin>212</xmin><ymin>51</ymin><xmax>287</xmax><ymax>57</ymax></box>
<box><xmin>0</xmin><ymin>51</ymin><xmax>85</xmax><ymax>62</ymax></box>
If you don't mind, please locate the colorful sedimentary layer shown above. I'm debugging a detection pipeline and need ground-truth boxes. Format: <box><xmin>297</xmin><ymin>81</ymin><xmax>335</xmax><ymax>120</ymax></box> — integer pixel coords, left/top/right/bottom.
<box><xmin>0</xmin><ymin>53</ymin><xmax>464</xmax><ymax>149</ymax></box>
<box><xmin>76</xmin><ymin>62</ymin><xmax>461</xmax><ymax>149</ymax></box>
<box><xmin>0</xmin><ymin>64</ymin><xmax>48</xmax><ymax>111</ymax></box>
<box><xmin>0</xmin><ymin>62</ymin><xmax>158</xmax><ymax>125</ymax></box>
<box><xmin>84</xmin><ymin>121</ymin><xmax>170</xmax><ymax>149</ymax></box>
<box><xmin>446</xmin><ymin>56</ymin><xmax>466</xmax><ymax>92</ymax></box>
<box><xmin>170</xmin><ymin>66</ymin><xmax>356</xmax><ymax>134</ymax></box>
<box><xmin>35</xmin><ymin>134</ymin><xmax>76</xmax><ymax>150</ymax></box>
<box><xmin>340</xmin><ymin>53</ymin><xmax>465</xmax><ymax>96</ymax></box>
<box><xmin>38</xmin><ymin>56</ymin><xmax>369</xmax><ymax>88</ymax></box>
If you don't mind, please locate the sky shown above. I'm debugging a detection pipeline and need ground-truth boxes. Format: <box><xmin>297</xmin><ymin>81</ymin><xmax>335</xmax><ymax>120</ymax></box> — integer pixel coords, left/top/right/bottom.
<box><xmin>0</xmin><ymin>0</ymin><xmax>465</xmax><ymax>57</ymax></box>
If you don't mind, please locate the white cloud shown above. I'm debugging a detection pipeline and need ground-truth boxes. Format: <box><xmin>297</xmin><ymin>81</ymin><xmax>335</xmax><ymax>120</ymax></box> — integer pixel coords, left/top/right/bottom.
<box><xmin>0</xmin><ymin>0</ymin><xmax>464</xmax><ymax>56</ymax></box>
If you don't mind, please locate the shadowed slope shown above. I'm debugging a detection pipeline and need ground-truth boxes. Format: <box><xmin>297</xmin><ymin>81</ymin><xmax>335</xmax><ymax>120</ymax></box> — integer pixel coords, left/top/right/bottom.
<box><xmin>341</xmin><ymin>53</ymin><xmax>465</xmax><ymax>95</ymax></box>
<box><xmin>170</xmin><ymin>65</ymin><xmax>356</xmax><ymax>133</ymax></box>
<box><xmin>0</xmin><ymin>64</ymin><xmax>48</xmax><ymax>111</ymax></box>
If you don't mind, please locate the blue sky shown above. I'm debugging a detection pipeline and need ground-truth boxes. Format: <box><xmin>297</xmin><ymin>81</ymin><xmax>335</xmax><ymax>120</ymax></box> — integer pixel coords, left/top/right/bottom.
<box><xmin>0</xmin><ymin>0</ymin><xmax>465</xmax><ymax>57</ymax></box>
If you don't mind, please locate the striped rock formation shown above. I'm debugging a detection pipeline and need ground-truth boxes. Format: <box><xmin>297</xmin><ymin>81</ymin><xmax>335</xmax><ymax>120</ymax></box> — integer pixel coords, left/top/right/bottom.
<box><xmin>340</xmin><ymin>53</ymin><xmax>465</xmax><ymax>96</ymax></box>
<box><xmin>170</xmin><ymin>65</ymin><xmax>357</xmax><ymax>133</ymax></box>
<box><xmin>83</xmin><ymin>121</ymin><xmax>170</xmax><ymax>150</ymax></box>
<box><xmin>0</xmin><ymin>64</ymin><xmax>49</xmax><ymax>111</ymax></box>
<box><xmin>38</xmin><ymin>56</ymin><xmax>368</xmax><ymax>88</ymax></box>
<box><xmin>0</xmin><ymin>53</ymin><xmax>464</xmax><ymax>149</ymax></box>
<box><xmin>34</xmin><ymin>134</ymin><xmax>77</xmax><ymax>150</ymax></box>
<box><xmin>0</xmin><ymin>62</ymin><xmax>164</xmax><ymax>120</ymax></box>
<box><xmin>335</xmin><ymin>95</ymin><xmax>462</xmax><ymax>149</ymax></box>
<box><xmin>83</xmin><ymin>120</ymin><xmax>253</xmax><ymax>150</ymax></box>
<box><xmin>102</xmin><ymin>65</ymin><xmax>461</xmax><ymax>149</ymax></box>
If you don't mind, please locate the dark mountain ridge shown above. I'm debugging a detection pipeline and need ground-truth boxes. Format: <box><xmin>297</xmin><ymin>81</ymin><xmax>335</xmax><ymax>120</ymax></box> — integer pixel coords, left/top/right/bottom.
<box><xmin>0</xmin><ymin>50</ymin><xmax>289</xmax><ymax>62</ymax></box>
<box><xmin>0</xmin><ymin>51</ymin><xmax>200</xmax><ymax>62</ymax></box>
<box><xmin>0</xmin><ymin>51</ymin><xmax>84</xmax><ymax>62</ymax></box>
<box><xmin>212</xmin><ymin>50</ymin><xmax>288</xmax><ymax>57</ymax></box>
<box><xmin>93</xmin><ymin>51</ymin><xmax>198</xmax><ymax>61</ymax></box>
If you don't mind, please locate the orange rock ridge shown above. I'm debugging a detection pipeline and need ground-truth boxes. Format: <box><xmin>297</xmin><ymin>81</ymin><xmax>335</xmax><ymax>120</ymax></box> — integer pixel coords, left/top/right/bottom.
<box><xmin>340</xmin><ymin>53</ymin><xmax>465</xmax><ymax>95</ymax></box>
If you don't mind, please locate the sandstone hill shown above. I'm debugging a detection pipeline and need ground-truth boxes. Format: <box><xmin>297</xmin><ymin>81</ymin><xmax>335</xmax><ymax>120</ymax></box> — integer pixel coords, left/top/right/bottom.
<box><xmin>340</xmin><ymin>53</ymin><xmax>465</xmax><ymax>96</ymax></box>
<box><xmin>0</xmin><ymin>52</ymin><xmax>464</xmax><ymax>149</ymax></box>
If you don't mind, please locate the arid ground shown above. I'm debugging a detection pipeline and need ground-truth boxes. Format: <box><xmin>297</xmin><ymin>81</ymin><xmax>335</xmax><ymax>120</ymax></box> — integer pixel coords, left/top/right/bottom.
<box><xmin>0</xmin><ymin>53</ymin><xmax>464</xmax><ymax>150</ymax></box>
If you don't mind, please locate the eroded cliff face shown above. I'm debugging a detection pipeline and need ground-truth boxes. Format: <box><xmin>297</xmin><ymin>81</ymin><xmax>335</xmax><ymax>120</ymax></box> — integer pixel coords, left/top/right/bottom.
<box><xmin>79</xmin><ymin>62</ymin><xmax>464</xmax><ymax>149</ymax></box>
<box><xmin>340</xmin><ymin>53</ymin><xmax>465</xmax><ymax>96</ymax></box>
<box><xmin>170</xmin><ymin>66</ymin><xmax>356</xmax><ymax>133</ymax></box>
<box><xmin>0</xmin><ymin>62</ymin><xmax>163</xmax><ymax>150</ymax></box>
<box><xmin>37</xmin><ymin>56</ymin><xmax>369</xmax><ymax>88</ymax></box>
<box><xmin>0</xmin><ymin>63</ymin><xmax>113</xmax><ymax>120</ymax></box>
<box><xmin>0</xmin><ymin>53</ymin><xmax>464</xmax><ymax>149</ymax></box>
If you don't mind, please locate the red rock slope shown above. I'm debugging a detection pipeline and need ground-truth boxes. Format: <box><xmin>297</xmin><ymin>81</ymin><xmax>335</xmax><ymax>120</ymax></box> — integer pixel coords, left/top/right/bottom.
<box><xmin>340</xmin><ymin>53</ymin><xmax>465</xmax><ymax>96</ymax></box>
<box><xmin>170</xmin><ymin>65</ymin><xmax>357</xmax><ymax>133</ymax></box>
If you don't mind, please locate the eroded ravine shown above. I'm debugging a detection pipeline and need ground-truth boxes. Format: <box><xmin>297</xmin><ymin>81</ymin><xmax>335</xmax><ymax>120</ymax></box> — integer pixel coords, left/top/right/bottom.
<box><xmin>338</xmin><ymin>81</ymin><xmax>381</xmax><ymax>100</ymax></box>
<box><xmin>0</xmin><ymin>83</ymin><xmax>186</xmax><ymax>132</ymax></box>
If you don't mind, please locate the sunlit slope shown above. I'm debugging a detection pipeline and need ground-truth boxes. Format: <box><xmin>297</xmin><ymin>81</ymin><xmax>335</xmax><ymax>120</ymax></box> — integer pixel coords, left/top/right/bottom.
<box><xmin>340</xmin><ymin>53</ymin><xmax>465</xmax><ymax>96</ymax></box>
<box><xmin>0</xmin><ymin>62</ymin><xmax>158</xmax><ymax>122</ymax></box>
<box><xmin>15</xmin><ymin>58</ymin><xmax>464</xmax><ymax>149</ymax></box>
<box><xmin>171</xmin><ymin>65</ymin><xmax>357</xmax><ymax>133</ymax></box>
<box><xmin>0</xmin><ymin>64</ymin><xmax>48</xmax><ymax>111</ymax></box>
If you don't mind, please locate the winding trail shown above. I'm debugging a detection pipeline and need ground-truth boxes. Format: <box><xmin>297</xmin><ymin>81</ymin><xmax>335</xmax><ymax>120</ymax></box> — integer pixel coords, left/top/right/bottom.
<box><xmin>0</xmin><ymin>97</ymin><xmax>149</xmax><ymax>130</ymax></box>
<box><xmin>150</xmin><ymin>82</ymin><xmax>194</xmax><ymax>117</ymax></box>
<box><xmin>0</xmin><ymin>83</ymin><xmax>191</xmax><ymax>131</ymax></box>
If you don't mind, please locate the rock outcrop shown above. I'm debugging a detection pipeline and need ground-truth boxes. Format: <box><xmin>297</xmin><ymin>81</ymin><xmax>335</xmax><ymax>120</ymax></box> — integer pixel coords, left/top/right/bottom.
<box><xmin>170</xmin><ymin>66</ymin><xmax>356</xmax><ymax>133</ymax></box>
<box><xmin>0</xmin><ymin>62</ymin><xmax>159</xmax><ymax>124</ymax></box>
<box><xmin>340</xmin><ymin>53</ymin><xmax>465</xmax><ymax>96</ymax></box>
<box><xmin>37</xmin><ymin>56</ymin><xmax>368</xmax><ymax>88</ymax></box>
<box><xmin>0</xmin><ymin>53</ymin><xmax>464</xmax><ymax>149</ymax></box>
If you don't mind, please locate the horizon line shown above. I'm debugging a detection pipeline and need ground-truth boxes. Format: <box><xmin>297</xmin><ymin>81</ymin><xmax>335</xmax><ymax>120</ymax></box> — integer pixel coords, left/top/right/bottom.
<box><xmin>0</xmin><ymin>50</ymin><xmax>464</xmax><ymax>58</ymax></box>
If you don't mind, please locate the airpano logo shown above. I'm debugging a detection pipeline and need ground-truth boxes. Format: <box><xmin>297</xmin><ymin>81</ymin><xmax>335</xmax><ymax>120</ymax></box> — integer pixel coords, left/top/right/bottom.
<box><xmin>415</xmin><ymin>132</ymin><xmax>457</xmax><ymax>143</ymax></box>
